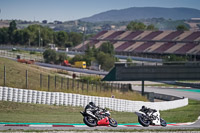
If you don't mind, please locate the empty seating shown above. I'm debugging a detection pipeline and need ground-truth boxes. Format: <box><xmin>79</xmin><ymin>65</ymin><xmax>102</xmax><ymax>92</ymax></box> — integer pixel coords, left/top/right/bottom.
<box><xmin>122</xmin><ymin>31</ymin><xmax>143</xmax><ymax>40</ymax></box>
<box><xmin>115</xmin><ymin>41</ymin><xmax>135</xmax><ymax>52</ymax></box>
<box><xmin>104</xmin><ymin>31</ymin><xmax>125</xmax><ymax>39</ymax></box>
<box><xmin>161</xmin><ymin>31</ymin><xmax>183</xmax><ymax>41</ymax></box>
<box><xmin>133</xmin><ymin>42</ymin><xmax>155</xmax><ymax>53</ymax></box>
<box><xmin>141</xmin><ymin>31</ymin><xmax>163</xmax><ymax>40</ymax></box>
<box><xmin>153</xmin><ymin>42</ymin><xmax>175</xmax><ymax>54</ymax></box>
<box><xmin>75</xmin><ymin>30</ymin><xmax>200</xmax><ymax>55</ymax></box>
<box><xmin>91</xmin><ymin>31</ymin><xmax>108</xmax><ymax>39</ymax></box>
<box><xmin>89</xmin><ymin>40</ymin><xmax>99</xmax><ymax>46</ymax></box>
<box><xmin>175</xmin><ymin>43</ymin><xmax>197</xmax><ymax>54</ymax></box>
<box><xmin>182</xmin><ymin>31</ymin><xmax>200</xmax><ymax>41</ymax></box>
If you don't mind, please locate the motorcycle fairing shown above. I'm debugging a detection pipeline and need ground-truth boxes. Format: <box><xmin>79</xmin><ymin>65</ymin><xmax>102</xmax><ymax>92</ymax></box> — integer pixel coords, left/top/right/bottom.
<box><xmin>97</xmin><ymin>117</ymin><xmax>109</xmax><ymax>126</ymax></box>
<box><xmin>152</xmin><ymin>111</ymin><xmax>161</xmax><ymax>125</ymax></box>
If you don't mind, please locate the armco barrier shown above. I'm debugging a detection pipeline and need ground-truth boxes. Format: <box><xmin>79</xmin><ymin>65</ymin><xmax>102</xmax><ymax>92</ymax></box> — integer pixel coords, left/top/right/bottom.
<box><xmin>0</xmin><ymin>86</ymin><xmax>188</xmax><ymax>112</ymax></box>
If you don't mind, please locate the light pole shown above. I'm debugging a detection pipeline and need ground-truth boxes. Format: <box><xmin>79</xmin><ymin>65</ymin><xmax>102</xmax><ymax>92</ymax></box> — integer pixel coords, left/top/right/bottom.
<box><xmin>39</xmin><ymin>28</ymin><xmax>40</xmax><ymax>47</ymax></box>
<box><xmin>82</xmin><ymin>25</ymin><xmax>86</xmax><ymax>51</ymax></box>
<box><xmin>41</xmin><ymin>38</ymin><xmax>43</xmax><ymax>47</ymax></box>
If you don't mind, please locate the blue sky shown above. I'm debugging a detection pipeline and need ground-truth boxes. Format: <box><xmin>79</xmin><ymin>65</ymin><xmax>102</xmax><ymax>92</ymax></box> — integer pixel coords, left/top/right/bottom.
<box><xmin>0</xmin><ymin>0</ymin><xmax>200</xmax><ymax>22</ymax></box>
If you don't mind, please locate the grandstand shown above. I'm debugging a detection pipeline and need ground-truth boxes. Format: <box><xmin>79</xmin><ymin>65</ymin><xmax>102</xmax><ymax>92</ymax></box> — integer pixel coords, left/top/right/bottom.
<box><xmin>75</xmin><ymin>30</ymin><xmax>200</xmax><ymax>60</ymax></box>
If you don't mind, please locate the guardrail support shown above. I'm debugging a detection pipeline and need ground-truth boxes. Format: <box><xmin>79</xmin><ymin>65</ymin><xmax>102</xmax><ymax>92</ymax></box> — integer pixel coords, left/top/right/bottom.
<box><xmin>142</xmin><ymin>80</ymin><xmax>144</xmax><ymax>95</ymax></box>
<box><xmin>4</xmin><ymin>65</ymin><xmax>6</xmax><ymax>86</ymax></box>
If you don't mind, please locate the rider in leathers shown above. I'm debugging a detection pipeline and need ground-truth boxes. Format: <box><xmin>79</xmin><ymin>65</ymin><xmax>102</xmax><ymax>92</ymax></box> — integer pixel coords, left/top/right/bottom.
<box><xmin>140</xmin><ymin>106</ymin><xmax>157</xmax><ymax>114</ymax></box>
<box><xmin>85</xmin><ymin>102</ymin><xmax>99</xmax><ymax>120</ymax></box>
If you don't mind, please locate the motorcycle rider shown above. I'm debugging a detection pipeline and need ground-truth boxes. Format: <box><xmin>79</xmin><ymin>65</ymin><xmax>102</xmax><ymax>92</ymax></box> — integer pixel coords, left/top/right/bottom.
<box><xmin>84</xmin><ymin>102</ymin><xmax>99</xmax><ymax>120</ymax></box>
<box><xmin>140</xmin><ymin>106</ymin><xmax>157</xmax><ymax>114</ymax></box>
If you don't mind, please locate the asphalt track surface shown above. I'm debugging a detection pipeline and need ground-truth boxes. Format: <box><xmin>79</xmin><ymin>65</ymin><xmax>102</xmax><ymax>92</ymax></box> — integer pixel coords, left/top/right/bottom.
<box><xmin>132</xmin><ymin>85</ymin><xmax>200</xmax><ymax>101</ymax></box>
<box><xmin>0</xmin><ymin>121</ymin><xmax>200</xmax><ymax>131</ymax></box>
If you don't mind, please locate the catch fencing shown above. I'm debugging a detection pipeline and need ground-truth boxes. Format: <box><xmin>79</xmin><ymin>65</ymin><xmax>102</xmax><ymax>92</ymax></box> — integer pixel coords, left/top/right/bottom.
<box><xmin>0</xmin><ymin>86</ymin><xmax>188</xmax><ymax>112</ymax></box>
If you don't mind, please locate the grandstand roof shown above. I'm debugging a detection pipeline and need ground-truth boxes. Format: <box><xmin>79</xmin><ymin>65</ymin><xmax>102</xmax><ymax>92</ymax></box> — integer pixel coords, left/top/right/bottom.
<box><xmin>75</xmin><ymin>30</ymin><xmax>200</xmax><ymax>55</ymax></box>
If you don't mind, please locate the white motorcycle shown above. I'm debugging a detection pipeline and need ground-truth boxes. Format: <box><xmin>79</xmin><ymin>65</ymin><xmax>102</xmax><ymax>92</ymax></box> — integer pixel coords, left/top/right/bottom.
<box><xmin>135</xmin><ymin>106</ymin><xmax>167</xmax><ymax>127</ymax></box>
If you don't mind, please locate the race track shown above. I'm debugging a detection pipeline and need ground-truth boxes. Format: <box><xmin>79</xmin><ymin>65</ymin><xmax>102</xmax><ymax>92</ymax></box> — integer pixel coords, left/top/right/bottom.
<box><xmin>0</xmin><ymin>120</ymin><xmax>200</xmax><ymax>131</ymax></box>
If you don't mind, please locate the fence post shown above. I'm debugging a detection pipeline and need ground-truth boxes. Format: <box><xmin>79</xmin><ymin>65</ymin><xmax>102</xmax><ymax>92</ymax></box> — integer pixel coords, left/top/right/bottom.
<box><xmin>81</xmin><ymin>81</ymin><xmax>84</xmax><ymax>92</ymax></box>
<box><xmin>96</xmin><ymin>82</ymin><xmax>98</xmax><ymax>92</ymax></box>
<box><xmin>55</xmin><ymin>76</ymin><xmax>56</xmax><ymax>89</ymax></box>
<box><xmin>111</xmin><ymin>83</ymin><xmax>113</xmax><ymax>92</ymax></box>
<box><xmin>103</xmin><ymin>83</ymin><xmax>106</xmax><ymax>92</ymax></box>
<box><xmin>87</xmin><ymin>81</ymin><xmax>89</xmax><ymax>93</ymax></box>
<box><xmin>77</xmin><ymin>80</ymin><xmax>79</xmax><ymax>90</ymax></box>
<box><xmin>61</xmin><ymin>77</ymin><xmax>63</xmax><ymax>89</ymax></box>
<box><xmin>100</xmin><ymin>82</ymin><xmax>102</xmax><ymax>92</ymax></box>
<box><xmin>67</xmin><ymin>78</ymin><xmax>69</xmax><ymax>89</ymax></box>
<box><xmin>48</xmin><ymin>75</ymin><xmax>50</xmax><ymax>91</ymax></box>
<box><xmin>92</xmin><ymin>83</ymin><xmax>94</xmax><ymax>91</ymax></box>
<box><xmin>72</xmin><ymin>79</ymin><xmax>74</xmax><ymax>90</ymax></box>
<box><xmin>4</xmin><ymin>65</ymin><xmax>6</xmax><ymax>86</ymax></box>
<box><xmin>26</xmin><ymin>70</ymin><xmax>28</xmax><ymax>89</ymax></box>
<box><xmin>40</xmin><ymin>74</ymin><xmax>42</xmax><ymax>89</ymax></box>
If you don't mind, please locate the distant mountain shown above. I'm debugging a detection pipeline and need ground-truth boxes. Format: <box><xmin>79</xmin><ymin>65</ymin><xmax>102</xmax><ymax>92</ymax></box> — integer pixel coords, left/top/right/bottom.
<box><xmin>80</xmin><ymin>7</ymin><xmax>200</xmax><ymax>22</ymax></box>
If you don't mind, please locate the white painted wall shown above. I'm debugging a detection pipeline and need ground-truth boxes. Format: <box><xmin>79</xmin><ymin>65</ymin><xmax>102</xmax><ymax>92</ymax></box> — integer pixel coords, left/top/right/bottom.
<box><xmin>0</xmin><ymin>86</ymin><xmax>188</xmax><ymax>112</ymax></box>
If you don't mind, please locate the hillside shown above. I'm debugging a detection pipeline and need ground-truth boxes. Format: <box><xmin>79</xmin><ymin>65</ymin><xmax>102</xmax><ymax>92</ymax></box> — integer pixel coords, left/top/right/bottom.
<box><xmin>81</xmin><ymin>7</ymin><xmax>200</xmax><ymax>22</ymax></box>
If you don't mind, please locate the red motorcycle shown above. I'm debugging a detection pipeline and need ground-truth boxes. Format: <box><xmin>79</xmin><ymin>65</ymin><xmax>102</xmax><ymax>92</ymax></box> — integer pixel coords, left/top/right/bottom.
<box><xmin>80</xmin><ymin>108</ymin><xmax>118</xmax><ymax>127</ymax></box>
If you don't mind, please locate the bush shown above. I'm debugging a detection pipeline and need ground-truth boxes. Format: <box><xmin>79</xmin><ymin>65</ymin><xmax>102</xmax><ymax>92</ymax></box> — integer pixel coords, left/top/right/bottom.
<box><xmin>43</xmin><ymin>49</ymin><xmax>68</xmax><ymax>64</ymax></box>
<box><xmin>164</xmin><ymin>54</ymin><xmax>188</xmax><ymax>62</ymax></box>
<box><xmin>43</xmin><ymin>49</ymin><xmax>57</xmax><ymax>63</ymax></box>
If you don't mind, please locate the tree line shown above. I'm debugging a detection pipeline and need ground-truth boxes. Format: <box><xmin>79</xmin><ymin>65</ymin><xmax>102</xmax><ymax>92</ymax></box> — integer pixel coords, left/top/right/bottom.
<box><xmin>43</xmin><ymin>42</ymin><xmax>117</xmax><ymax>71</ymax></box>
<box><xmin>0</xmin><ymin>20</ymin><xmax>83</xmax><ymax>48</ymax></box>
<box><xmin>126</xmin><ymin>21</ymin><xmax>189</xmax><ymax>31</ymax></box>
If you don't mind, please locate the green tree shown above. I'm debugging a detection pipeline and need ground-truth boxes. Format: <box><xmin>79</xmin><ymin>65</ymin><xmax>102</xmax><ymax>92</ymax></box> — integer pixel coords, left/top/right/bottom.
<box><xmin>146</xmin><ymin>24</ymin><xmax>157</xmax><ymax>30</ymax></box>
<box><xmin>70</xmin><ymin>54</ymin><xmax>84</xmax><ymax>64</ymax></box>
<box><xmin>23</xmin><ymin>29</ymin><xmax>31</xmax><ymax>46</ymax></box>
<box><xmin>96</xmin><ymin>52</ymin><xmax>115</xmax><ymax>71</ymax></box>
<box><xmin>8</xmin><ymin>20</ymin><xmax>17</xmax><ymax>43</ymax></box>
<box><xmin>164</xmin><ymin>54</ymin><xmax>188</xmax><ymax>62</ymax></box>
<box><xmin>43</xmin><ymin>49</ymin><xmax>57</xmax><ymax>63</ymax></box>
<box><xmin>126</xmin><ymin>21</ymin><xmax>146</xmax><ymax>31</ymax></box>
<box><xmin>40</xmin><ymin>27</ymin><xmax>54</xmax><ymax>47</ymax></box>
<box><xmin>99</xmin><ymin>42</ymin><xmax>114</xmax><ymax>55</ymax></box>
<box><xmin>14</xmin><ymin>30</ymin><xmax>24</xmax><ymax>44</ymax></box>
<box><xmin>55</xmin><ymin>31</ymin><xmax>68</xmax><ymax>47</ymax></box>
<box><xmin>68</xmin><ymin>32</ymin><xmax>83</xmax><ymax>47</ymax></box>
<box><xmin>56</xmin><ymin>53</ymin><xmax>67</xmax><ymax>64</ymax></box>
<box><xmin>126</xmin><ymin>57</ymin><xmax>133</xmax><ymax>63</ymax></box>
<box><xmin>0</xmin><ymin>27</ymin><xmax>9</xmax><ymax>44</ymax></box>
<box><xmin>176</xmin><ymin>25</ymin><xmax>189</xmax><ymax>31</ymax></box>
<box><xmin>85</xmin><ymin>45</ymin><xmax>94</xmax><ymax>57</ymax></box>
<box><xmin>26</xmin><ymin>24</ymin><xmax>41</xmax><ymax>46</ymax></box>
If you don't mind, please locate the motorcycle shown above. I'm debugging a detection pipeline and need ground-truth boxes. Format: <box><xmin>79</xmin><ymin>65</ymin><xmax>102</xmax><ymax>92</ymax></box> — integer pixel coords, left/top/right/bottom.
<box><xmin>135</xmin><ymin>107</ymin><xmax>167</xmax><ymax>127</ymax></box>
<box><xmin>80</xmin><ymin>108</ymin><xmax>118</xmax><ymax>127</ymax></box>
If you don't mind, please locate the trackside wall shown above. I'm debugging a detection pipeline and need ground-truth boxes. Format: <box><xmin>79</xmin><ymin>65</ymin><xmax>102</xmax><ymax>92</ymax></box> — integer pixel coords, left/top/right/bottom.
<box><xmin>0</xmin><ymin>86</ymin><xmax>188</xmax><ymax>112</ymax></box>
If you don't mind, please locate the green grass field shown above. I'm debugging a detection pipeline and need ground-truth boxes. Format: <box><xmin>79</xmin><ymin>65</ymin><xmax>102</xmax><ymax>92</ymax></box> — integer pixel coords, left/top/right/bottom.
<box><xmin>0</xmin><ymin>99</ymin><xmax>199</xmax><ymax>123</ymax></box>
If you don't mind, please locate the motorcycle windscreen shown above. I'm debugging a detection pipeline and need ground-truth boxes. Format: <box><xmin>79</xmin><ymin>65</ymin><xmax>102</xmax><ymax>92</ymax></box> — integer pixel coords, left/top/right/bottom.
<box><xmin>97</xmin><ymin>117</ymin><xmax>109</xmax><ymax>126</ymax></box>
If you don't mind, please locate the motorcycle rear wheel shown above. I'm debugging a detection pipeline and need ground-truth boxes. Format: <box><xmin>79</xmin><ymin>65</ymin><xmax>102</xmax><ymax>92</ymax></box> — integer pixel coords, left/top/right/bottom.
<box><xmin>138</xmin><ymin>116</ymin><xmax>150</xmax><ymax>127</ymax></box>
<box><xmin>83</xmin><ymin>116</ymin><xmax>97</xmax><ymax>127</ymax></box>
<box><xmin>160</xmin><ymin>118</ymin><xmax>167</xmax><ymax>127</ymax></box>
<box><xmin>109</xmin><ymin>118</ymin><xmax>118</xmax><ymax>127</ymax></box>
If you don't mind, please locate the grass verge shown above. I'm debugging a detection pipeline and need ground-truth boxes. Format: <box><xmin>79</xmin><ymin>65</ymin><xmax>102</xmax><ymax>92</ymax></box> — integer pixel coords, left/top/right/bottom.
<box><xmin>0</xmin><ymin>99</ymin><xmax>199</xmax><ymax>123</ymax></box>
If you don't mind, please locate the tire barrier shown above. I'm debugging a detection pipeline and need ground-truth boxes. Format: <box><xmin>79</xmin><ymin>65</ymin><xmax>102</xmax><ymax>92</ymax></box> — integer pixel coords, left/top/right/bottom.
<box><xmin>0</xmin><ymin>86</ymin><xmax>188</xmax><ymax>112</ymax></box>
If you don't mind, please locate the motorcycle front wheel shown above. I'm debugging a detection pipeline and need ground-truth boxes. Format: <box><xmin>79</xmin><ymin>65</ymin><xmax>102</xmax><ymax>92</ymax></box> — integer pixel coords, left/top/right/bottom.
<box><xmin>138</xmin><ymin>116</ymin><xmax>150</xmax><ymax>127</ymax></box>
<box><xmin>83</xmin><ymin>116</ymin><xmax>97</xmax><ymax>127</ymax></box>
<box><xmin>160</xmin><ymin>118</ymin><xmax>167</xmax><ymax>127</ymax></box>
<box><xmin>109</xmin><ymin>118</ymin><xmax>118</xmax><ymax>127</ymax></box>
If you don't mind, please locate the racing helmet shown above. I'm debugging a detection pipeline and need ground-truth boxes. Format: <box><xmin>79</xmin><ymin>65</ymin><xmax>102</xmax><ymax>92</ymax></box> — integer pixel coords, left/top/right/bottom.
<box><xmin>89</xmin><ymin>102</ymin><xmax>96</xmax><ymax>107</ymax></box>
